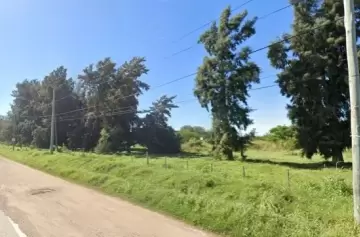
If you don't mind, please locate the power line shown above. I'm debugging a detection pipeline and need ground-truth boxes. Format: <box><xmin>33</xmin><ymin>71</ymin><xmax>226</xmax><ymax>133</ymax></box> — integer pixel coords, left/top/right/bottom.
<box><xmin>165</xmin><ymin>3</ymin><xmax>294</xmax><ymax>59</ymax></box>
<box><xmin>17</xmin><ymin>15</ymin><xmax>346</xmax><ymax>120</ymax></box>
<box><xmin>27</xmin><ymin>72</ymin><xmax>278</xmax><ymax>120</ymax></box>
<box><xmin>58</xmin><ymin>86</ymin><xmax>272</xmax><ymax>123</ymax></box>
<box><xmin>23</xmin><ymin>4</ymin><xmax>297</xmax><ymax>106</ymax></box>
<box><xmin>50</xmin><ymin>73</ymin><xmax>200</xmax><ymax>118</ymax></box>
<box><xmin>57</xmin><ymin>105</ymin><xmax>138</xmax><ymax>120</ymax></box>
<box><xmin>19</xmin><ymin>78</ymin><xmax>279</xmax><ymax>121</ymax></box>
<box><xmin>57</xmin><ymin>98</ymin><xmax>196</xmax><ymax>122</ymax></box>
<box><xmin>52</xmin><ymin>47</ymin><xmax>350</xmax><ymax>120</ymax></box>
<box><xmin>168</xmin><ymin>14</ymin><xmax>345</xmax><ymax>62</ymax></box>
<box><xmin>172</xmin><ymin>0</ymin><xmax>256</xmax><ymax>43</ymax></box>
<box><xmin>250</xmin><ymin>16</ymin><xmax>344</xmax><ymax>55</ymax></box>
<box><xmin>53</xmin><ymin>73</ymin><xmax>199</xmax><ymax>105</ymax></box>
<box><xmin>257</xmin><ymin>5</ymin><xmax>292</xmax><ymax>20</ymax></box>
<box><xmin>58</xmin><ymin>109</ymin><xmax>140</xmax><ymax>122</ymax></box>
<box><xmin>57</xmin><ymin>98</ymin><xmax>261</xmax><ymax>123</ymax></box>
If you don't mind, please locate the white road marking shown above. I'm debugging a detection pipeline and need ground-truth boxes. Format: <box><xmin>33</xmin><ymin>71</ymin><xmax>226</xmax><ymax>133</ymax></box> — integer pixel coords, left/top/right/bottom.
<box><xmin>7</xmin><ymin>216</ymin><xmax>27</xmax><ymax>237</ymax></box>
<box><xmin>0</xmin><ymin>210</ymin><xmax>27</xmax><ymax>237</ymax></box>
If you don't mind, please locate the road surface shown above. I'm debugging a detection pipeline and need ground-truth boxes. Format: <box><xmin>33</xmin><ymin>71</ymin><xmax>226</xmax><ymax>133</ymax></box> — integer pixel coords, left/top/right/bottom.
<box><xmin>0</xmin><ymin>157</ymin><xmax>216</xmax><ymax>237</ymax></box>
<box><xmin>0</xmin><ymin>210</ymin><xmax>26</xmax><ymax>237</ymax></box>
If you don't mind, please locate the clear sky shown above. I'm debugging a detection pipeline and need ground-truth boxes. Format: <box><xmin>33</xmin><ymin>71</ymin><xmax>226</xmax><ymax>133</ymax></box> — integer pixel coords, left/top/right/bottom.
<box><xmin>0</xmin><ymin>0</ymin><xmax>293</xmax><ymax>135</ymax></box>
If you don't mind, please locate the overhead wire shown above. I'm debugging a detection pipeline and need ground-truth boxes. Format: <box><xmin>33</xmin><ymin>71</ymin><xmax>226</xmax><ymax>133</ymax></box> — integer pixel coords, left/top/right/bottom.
<box><xmin>250</xmin><ymin>16</ymin><xmax>344</xmax><ymax>55</ymax></box>
<box><xmin>171</xmin><ymin>0</ymin><xmax>257</xmax><ymax>43</ymax></box>
<box><xmin>30</xmin><ymin>2</ymin><xmax>298</xmax><ymax>106</ymax></box>
<box><xmin>57</xmin><ymin>81</ymin><xmax>283</xmax><ymax>122</ymax></box>
<box><xmin>165</xmin><ymin>3</ymin><xmax>294</xmax><ymax>59</ymax></box>
<box><xmin>23</xmin><ymin>71</ymin><xmax>279</xmax><ymax>120</ymax></box>
<box><xmin>50</xmin><ymin>2</ymin><xmax>257</xmax><ymax>104</ymax></box>
<box><xmin>17</xmin><ymin>10</ymin><xmax>346</xmax><ymax>121</ymax></box>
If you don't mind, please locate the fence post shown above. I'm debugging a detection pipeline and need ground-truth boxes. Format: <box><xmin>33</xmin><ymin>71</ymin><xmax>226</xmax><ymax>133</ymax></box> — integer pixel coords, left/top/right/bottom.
<box><xmin>146</xmin><ymin>151</ymin><xmax>149</xmax><ymax>166</ymax></box>
<box><xmin>287</xmin><ymin>169</ymin><xmax>290</xmax><ymax>189</ymax></box>
<box><xmin>336</xmin><ymin>161</ymin><xmax>341</xmax><ymax>170</ymax></box>
<box><xmin>186</xmin><ymin>159</ymin><xmax>189</xmax><ymax>169</ymax></box>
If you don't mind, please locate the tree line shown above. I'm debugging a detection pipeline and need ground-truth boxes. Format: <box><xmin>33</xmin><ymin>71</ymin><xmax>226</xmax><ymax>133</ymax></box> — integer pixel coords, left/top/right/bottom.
<box><xmin>0</xmin><ymin>59</ymin><xmax>181</xmax><ymax>154</ymax></box>
<box><xmin>1</xmin><ymin>0</ymin><xmax>359</xmax><ymax>162</ymax></box>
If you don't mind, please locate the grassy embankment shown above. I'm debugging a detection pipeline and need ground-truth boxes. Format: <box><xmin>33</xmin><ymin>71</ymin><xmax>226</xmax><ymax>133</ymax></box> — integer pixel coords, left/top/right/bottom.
<box><xmin>0</xmin><ymin>143</ymin><xmax>358</xmax><ymax>237</ymax></box>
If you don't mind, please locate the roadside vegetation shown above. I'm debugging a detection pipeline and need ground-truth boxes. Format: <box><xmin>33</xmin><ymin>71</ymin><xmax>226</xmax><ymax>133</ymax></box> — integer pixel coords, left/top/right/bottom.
<box><xmin>0</xmin><ymin>140</ymin><xmax>358</xmax><ymax>237</ymax></box>
<box><xmin>0</xmin><ymin>1</ymin><xmax>359</xmax><ymax>236</ymax></box>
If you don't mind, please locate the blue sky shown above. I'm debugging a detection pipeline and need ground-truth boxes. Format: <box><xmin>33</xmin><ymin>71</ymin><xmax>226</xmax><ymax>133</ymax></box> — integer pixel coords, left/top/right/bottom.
<box><xmin>0</xmin><ymin>0</ymin><xmax>293</xmax><ymax>135</ymax></box>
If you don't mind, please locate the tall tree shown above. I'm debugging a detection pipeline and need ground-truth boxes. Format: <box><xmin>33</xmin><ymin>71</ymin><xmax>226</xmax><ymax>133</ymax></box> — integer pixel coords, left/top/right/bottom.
<box><xmin>78</xmin><ymin>57</ymin><xmax>149</xmax><ymax>152</ymax></box>
<box><xmin>195</xmin><ymin>7</ymin><xmax>260</xmax><ymax>160</ymax></box>
<box><xmin>9</xmin><ymin>67</ymin><xmax>81</xmax><ymax>148</ymax></box>
<box><xmin>135</xmin><ymin>95</ymin><xmax>181</xmax><ymax>154</ymax></box>
<box><xmin>267</xmin><ymin>0</ymin><xmax>360</xmax><ymax>162</ymax></box>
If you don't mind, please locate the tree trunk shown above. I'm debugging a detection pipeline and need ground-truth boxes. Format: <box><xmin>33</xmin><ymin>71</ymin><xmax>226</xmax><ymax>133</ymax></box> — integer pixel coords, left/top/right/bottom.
<box><xmin>225</xmin><ymin>148</ymin><xmax>234</xmax><ymax>161</ymax></box>
<box><xmin>240</xmin><ymin>148</ymin><xmax>247</xmax><ymax>161</ymax></box>
<box><xmin>332</xmin><ymin>149</ymin><xmax>344</xmax><ymax>163</ymax></box>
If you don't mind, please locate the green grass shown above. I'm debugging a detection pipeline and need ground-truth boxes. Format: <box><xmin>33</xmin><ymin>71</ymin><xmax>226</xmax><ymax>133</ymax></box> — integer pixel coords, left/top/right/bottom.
<box><xmin>0</xmin><ymin>145</ymin><xmax>359</xmax><ymax>237</ymax></box>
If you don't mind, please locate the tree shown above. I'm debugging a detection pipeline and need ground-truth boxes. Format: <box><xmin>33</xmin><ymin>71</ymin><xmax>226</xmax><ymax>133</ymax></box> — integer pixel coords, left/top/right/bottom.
<box><xmin>6</xmin><ymin>56</ymin><xmax>185</xmax><ymax>156</ymax></box>
<box><xmin>178</xmin><ymin>125</ymin><xmax>211</xmax><ymax>143</ymax></box>
<box><xmin>8</xmin><ymin>67</ymin><xmax>81</xmax><ymax>148</ymax></box>
<box><xmin>78</xmin><ymin>57</ymin><xmax>149</xmax><ymax>152</ymax></box>
<box><xmin>264</xmin><ymin>125</ymin><xmax>298</xmax><ymax>150</ymax></box>
<box><xmin>266</xmin><ymin>125</ymin><xmax>297</xmax><ymax>142</ymax></box>
<box><xmin>0</xmin><ymin>115</ymin><xmax>10</xmax><ymax>142</ymax></box>
<box><xmin>195</xmin><ymin>6</ymin><xmax>260</xmax><ymax>160</ymax></box>
<box><xmin>135</xmin><ymin>95</ymin><xmax>181</xmax><ymax>154</ymax></box>
<box><xmin>267</xmin><ymin>0</ymin><xmax>360</xmax><ymax>162</ymax></box>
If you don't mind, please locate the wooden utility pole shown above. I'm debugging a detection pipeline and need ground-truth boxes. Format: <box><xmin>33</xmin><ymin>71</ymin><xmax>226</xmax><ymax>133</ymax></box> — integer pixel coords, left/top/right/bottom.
<box><xmin>50</xmin><ymin>87</ymin><xmax>56</xmax><ymax>154</ymax></box>
<box><xmin>55</xmin><ymin>114</ymin><xmax>58</xmax><ymax>151</ymax></box>
<box><xmin>12</xmin><ymin>108</ymin><xmax>17</xmax><ymax>151</ymax></box>
<box><xmin>344</xmin><ymin>0</ymin><xmax>360</xmax><ymax>224</ymax></box>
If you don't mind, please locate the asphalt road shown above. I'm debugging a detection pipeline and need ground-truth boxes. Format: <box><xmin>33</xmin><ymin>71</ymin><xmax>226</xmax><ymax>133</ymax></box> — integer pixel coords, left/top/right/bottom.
<box><xmin>0</xmin><ymin>210</ymin><xmax>25</xmax><ymax>237</ymax></box>
<box><xmin>0</xmin><ymin>157</ymin><xmax>216</xmax><ymax>237</ymax></box>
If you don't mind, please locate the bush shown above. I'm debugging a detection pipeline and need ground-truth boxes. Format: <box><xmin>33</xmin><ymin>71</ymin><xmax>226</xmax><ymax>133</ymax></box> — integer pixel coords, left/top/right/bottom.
<box><xmin>95</xmin><ymin>128</ymin><xmax>112</xmax><ymax>154</ymax></box>
<box><xmin>181</xmin><ymin>138</ymin><xmax>210</xmax><ymax>154</ymax></box>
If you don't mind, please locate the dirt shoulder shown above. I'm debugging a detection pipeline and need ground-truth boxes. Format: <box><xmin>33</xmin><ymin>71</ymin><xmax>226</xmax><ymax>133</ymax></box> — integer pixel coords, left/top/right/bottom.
<box><xmin>0</xmin><ymin>157</ymin><xmax>216</xmax><ymax>237</ymax></box>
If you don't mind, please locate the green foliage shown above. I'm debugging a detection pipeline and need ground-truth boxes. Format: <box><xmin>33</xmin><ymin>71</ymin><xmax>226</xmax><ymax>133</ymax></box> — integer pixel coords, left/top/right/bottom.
<box><xmin>6</xmin><ymin>57</ymin><xmax>180</xmax><ymax>155</ymax></box>
<box><xmin>1</xmin><ymin>145</ymin><xmax>358</xmax><ymax>237</ymax></box>
<box><xmin>195</xmin><ymin>7</ymin><xmax>259</xmax><ymax>160</ymax></box>
<box><xmin>178</xmin><ymin>125</ymin><xmax>211</xmax><ymax>143</ymax></box>
<box><xmin>95</xmin><ymin>128</ymin><xmax>111</xmax><ymax>154</ymax></box>
<box><xmin>0</xmin><ymin>116</ymin><xmax>10</xmax><ymax>142</ymax></box>
<box><xmin>267</xmin><ymin>0</ymin><xmax>360</xmax><ymax>162</ymax></box>
<box><xmin>267</xmin><ymin>125</ymin><xmax>296</xmax><ymax>142</ymax></box>
<box><xmin>262</xmin><ymin>125</ymin><xmax>299</xmax><ymax>150</ymax></box>
<box><xmin>76</xmin><ymin>57</ymin><xmax>149</xmax><ymax>152</ymax></box>
<box><xmin>181</xmin><ymin>138</ymin><xmax>210</xmax><ymax>154</ymax></box>
<box><xmin>135</xmin><ymin>95</ymin><xmax>181</xmax><ymax>154</ymax></box>
<box><xmin>31</xmin><ymin>126</ymin><xmax>49</xmax><ymax>148</ymax></box>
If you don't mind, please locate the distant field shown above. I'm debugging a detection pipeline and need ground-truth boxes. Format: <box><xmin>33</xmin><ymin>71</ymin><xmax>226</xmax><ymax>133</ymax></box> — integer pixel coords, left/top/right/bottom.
<box><xmin>0</xmin><ymin>145</ymin><xmax>358</xmax><ymax>237</ymax></box>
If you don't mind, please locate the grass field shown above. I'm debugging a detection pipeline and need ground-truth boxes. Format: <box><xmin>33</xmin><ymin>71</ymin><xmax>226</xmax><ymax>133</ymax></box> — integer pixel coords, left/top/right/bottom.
<box><xmin>0</xmin><ymin>145</ymin><xmax>358</xmax><ymax>237</ymax></box>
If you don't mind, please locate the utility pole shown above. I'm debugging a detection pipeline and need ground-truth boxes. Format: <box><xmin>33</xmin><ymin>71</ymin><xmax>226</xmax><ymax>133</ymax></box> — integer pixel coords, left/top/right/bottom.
<box><xmin>344</xmin><ymin>0</ymin><xmax>360</xmax><ymax>224</ymax></box>
<box><xmin>50</xmin><ymin>87</ymin><xmax>56</xmax><ymax>153</ymax></box>
<box><xmin>12</xmin><ymin>108</ymin><xmax>17</xmax><ymax>151</ymax></box>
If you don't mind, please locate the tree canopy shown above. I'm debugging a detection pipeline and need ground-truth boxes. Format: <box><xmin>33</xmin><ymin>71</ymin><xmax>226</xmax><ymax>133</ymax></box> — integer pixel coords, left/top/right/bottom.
<box><xmin>195</xmin><ymin>6</ymin><xmax>260</xmax><ymax>160</ymax></box>
<box><xmin>3</xmin><ymin>57</ymin><xmax>180</xmax><ymax>154</ymax></box>
<box><xmin>4</xmin><ymin>2</ymin><xmax>359</xmax><ymax>162</ymax></box>
<box><xmin>267</xmin><ymin>0</ymin><xmax>360</xmax><ymax>162</ymax></box>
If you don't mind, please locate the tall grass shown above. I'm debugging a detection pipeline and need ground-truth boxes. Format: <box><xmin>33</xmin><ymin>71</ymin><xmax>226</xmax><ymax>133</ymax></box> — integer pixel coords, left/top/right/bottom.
<box><xmin>0</xmin><ymin>145</ymin><xmax>358</xmax><ymax>237</ymax></box>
